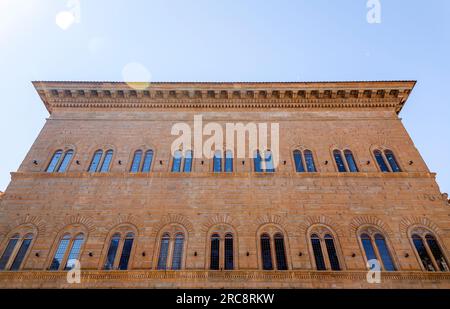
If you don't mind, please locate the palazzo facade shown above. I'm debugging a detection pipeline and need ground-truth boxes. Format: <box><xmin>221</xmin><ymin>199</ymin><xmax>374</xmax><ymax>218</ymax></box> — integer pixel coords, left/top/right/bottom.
<box><xmin>0</xmin><ymin>80</ymin><xmax>449</xmax><ymax>288</ymax></box>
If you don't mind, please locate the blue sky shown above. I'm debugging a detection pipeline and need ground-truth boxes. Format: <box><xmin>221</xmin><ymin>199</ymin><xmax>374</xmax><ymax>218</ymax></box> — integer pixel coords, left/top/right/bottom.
<box><xmin>0</xmin><ymin>0</ymin><xmax>449</xmax><ymax>194</ymax></box>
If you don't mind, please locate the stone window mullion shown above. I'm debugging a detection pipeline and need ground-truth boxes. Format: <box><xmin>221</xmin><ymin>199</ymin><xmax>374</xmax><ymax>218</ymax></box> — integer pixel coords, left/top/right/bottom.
<box><xmin>370</xmin><ymin>236</ymin><xmax>385</xmax><ymax>271</ymax></box>
<box><xmin>422</xmin><ymin>236</ymin><xmax>440</xmax><ymax>271</ymax></box>
<box><xmin>113</xmin><ymin>237</ymin><xmax>126</xmax><ymax>270</ymax></box>
<box><xmin>4</xmin><ymin>237</ymin><xmax>23</xmax><ymax>270</ymax></box>
<box><xmin>321</xmin><ymin>237</ymin><xmax>332</xmax><ymax>270</ymax></box>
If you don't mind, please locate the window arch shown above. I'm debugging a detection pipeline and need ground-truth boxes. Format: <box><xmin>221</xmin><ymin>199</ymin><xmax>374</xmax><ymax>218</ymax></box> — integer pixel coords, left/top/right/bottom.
<box><xmin>207</xmin><ymin>230</ymin><xmax>235</xmax><ymax>270</ymax></box>
<box><xmin>0</xmin><ymin>231</ymin><xmax>34</xmax><ymax>271</ymax></box>
<box><xmin>49</xmin><ymin>233</ymin><xmax>86</xmax><ymax>271</ymax></box>
<box><xmin>156</xmin><ymin>226</ymin><xmax>187</xmax><ymax>270</ymax></box>
<box><xmin>130</xmin><ymin>149</ymin><xmax>154</xmax><ymax>173</ymax></box>
<box><xmin>333</xmin><ymin>149</ymin><xmax>358</xmax><ymax>172</ymax></box>
<box><xmin>258</xmin><ymin>228</ymin><xmax>288</xmax><ymax>270</ymax></box>
<box><xmin>358</xmin><ymin>227</ymin><xmax>396</xmax><ymax>271</ymax></box>
<box><xmin>88</xmin><ymin>149</ymin><xmax>114</xmax><ymax>172</ymax></box>
<box><xmin>293</xmin><ymin>149</ymin><xmax>317</xmax><ymax>173</ymax></box>
<box><xmin>103</xmin><ymin>228</ymin><xmax>136</xmax><ymax>270</ymax></box>
<box><xmin>410</xmin><ymin>228</ymin><xmax>449</xmax><ymax>272</ymax></box>
<box><xmin>373</xmin><ymin>149</ymin><xmax>401</xmax><ymax>172</ymax></box>
<box><xmin>308</xmin><ymin>226</ymin><xmax>342</xmax><ymax>271</ymax></box>
<box><xmin>46</xmin><ymin>149</ymin><xmax>74</xmax><ymax>173</ymax></box>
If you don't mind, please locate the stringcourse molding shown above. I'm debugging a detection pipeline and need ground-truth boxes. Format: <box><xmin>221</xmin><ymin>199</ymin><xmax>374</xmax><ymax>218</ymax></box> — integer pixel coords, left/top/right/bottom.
<box><xmin>349</xmin><ymin>216</ymin><xmax>394</xmax><ymax>237</ymax></box>
<box><xmin>399</xmin><ymin>216</ymin><xmax>441</xmax><ymax>236</ymax></box>
<box><xmin>299</xmin><ymin>215</ymin><xmax>345</xmax><ymax>238</ymax></box>
<box><xmin>200</xmin><ymin>214</ymin><xmax>239</xmax><ymax>233</ymax></box>
<box><xmin>151</xmin><ymin>214</ymin><xmax>194</xmax><ymax>237</ymax></box>
<box><xmin>32</xmin><ymin>80</ymin><xmax>416</xmax><ymax>114</ymax></box>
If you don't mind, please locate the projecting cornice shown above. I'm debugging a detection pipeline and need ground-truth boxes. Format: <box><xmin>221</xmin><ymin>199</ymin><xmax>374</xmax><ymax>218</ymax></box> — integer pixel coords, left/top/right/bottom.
<box><xmin>32</xmin><ymin>81</ymin><xmax>416</xmax><ymax>114</ymax></box>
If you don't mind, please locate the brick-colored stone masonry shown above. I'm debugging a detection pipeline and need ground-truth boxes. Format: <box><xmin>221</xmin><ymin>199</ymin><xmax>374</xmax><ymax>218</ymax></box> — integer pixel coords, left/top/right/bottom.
<box><xmin>0</xmin><ymin>81</ymin><xmax>449</xmax><ymax>288</ymax></box>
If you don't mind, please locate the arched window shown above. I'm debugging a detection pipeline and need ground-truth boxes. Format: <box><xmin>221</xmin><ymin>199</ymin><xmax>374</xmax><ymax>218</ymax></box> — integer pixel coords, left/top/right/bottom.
<box><xmin>141</xmin><ymin>150</ymin><xmax>154</xmax><ymax>172</ymax></box>
<box><xmin>359</xmin><ymin>228</ymin><xmax>396</xmax><ymax>271</ymax></box>
<box><xmin>99</xmin><ymin>150</ymin><xmax>113</xmax><ymax>173</ymax></box>
<box><xmin>264</xmin><ymin>150</ymin><xmax>275</xmax><ymax>172</ymax></box>
<box><xmin>225</xmin><ymin>150</ymin><xmax>233</xmax><ymax>172</ymax></box>
<box><xmin>49</xmin><ymin>233</ymin><xmax>85</xmax><ymax>271</ymax></box>
<box><xmin>224</xmin><ymin>233</ymin><xmax>234</xmax><ymax>270</ymax></box>
<box><xmin>156</xmin><ymin>231</ymin><xmax>185</xmax><ymax>270</ymax></box>
<box><xmin>344</xmin><ymin>150</ymin><xmax>358</xmax><ymax>172</ymax></box>
<box><xmin>183</xmin><ymin>150</ymin><xmax>193</xmax><ymax>172</ymax></box>
<box><xmin>88</xmin><ymin>150</ymin><xmax>103</xmax><ymax>172</ymax></box>
<box><xmin>171</xmin><ymin>233</ymin><xmax>184</xmax><ymax>270</ymax></box>
<box><xmin>46</xmin><ymin>150</ymin><xmax>63</xmax><ymax>172</ymax></box>
<box><xmin>274</xmin><ymin>233</ymin><xmax>287</xmax><ymax>270</ymax></box>
<box><xmin>260</xmin><ymin>234</ymin><xmax>273</xmax><ymax>270</ymax></box>
<box><xmin>253</xmin><ymin>150</ymin><xmax>262</xmax><ymax>172</ymax></box>
<box><xmin>103</xmin><ymin>232</ymin><xmax>135</xmax><ymax>270</ymax></box>
<box><xmin>374</xmin><ymin>150</ymin><xmax>389</xmax><ymax>172</ymax></box>
<box><xmin>309</xmin><ymin>228</ymin><xmax>341</xmax><ymax>271</ymax></box>
<box><xmin>213</xmin><ymin>150</ymin><xmax>222</xmax><ymax>172</ymax></box>
<box><xmin>130</xmin><ymin>150</ymin><xmax>143</xmax><ymax>172</ymax></box>
<box><xmin>157</xmin><ymin>233</ymin><xmax>170</xmax><ymax>270</ymax></box>
<box><xmin>411</xmin><ymin>229</ymin><xmax>449</xmax><ymax>272</ymax></box>
<box><xmin>304</xmin><ymin>150</ymin><xmax>316</xmax><ymax>172</ymax></box>
<box><xmin>259</xmin><ymin>231</ymin><xmax>288</xmax><ymax>270</ymax></box>
<box><xmin>208</xmin><ymin>232</ymin><xmax>234</xmax><ymax>270</ymax></box>
<box><xmin>210</xmin><ymin>234</ymin><xmax>220</xmax><ymax>270</ymax></box>
<box><xmin>333</xmin><ymin>150</ymin><xmax>347</xmax><ymax>172</ymax></box>
<box><xmin>293</xmin><ymin>149</ymin><xmax>316</xmax><ymax>173</ymax></box>
<box><xmin>171</xmin><ymin>150</ymin><xmax>182</xmax><ymax>172</ymax></box>
<box><xmin>384</xmin><ymin>150</ymin><xmax>401</xmax><ymax>172</ymax></box>
<box><xmin>46</xmin><ymin>149</ymin><xmax>74</xmax><ymax>173</ymax></box>
<box><xmin>293</xmin><ymin>150</ymin><xmax>305</xmax><ymax>172</ymax></box>
<box><xmin>0</xmin><ymin>233</ymin><xmax>34</xmax><ymax>271</ymax></box>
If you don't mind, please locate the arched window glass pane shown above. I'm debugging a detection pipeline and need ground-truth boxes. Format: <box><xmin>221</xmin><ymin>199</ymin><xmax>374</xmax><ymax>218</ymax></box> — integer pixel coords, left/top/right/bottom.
<box><xmin>225</xmin><ymin>150</ymin><xmax>233</xmax><ymax>172</ymax></box>
<box><xmin>260</xmin><ymin>234</ymin><xmax>273</xmax><ymax>270</ymax></box>
<box><xmin>171</xmin><ymin>234</ymin><xmax>184</xmax><ymax>270</ymax></box>
<box><xmin>0</xmin><ymin>235</ymin><xmax>20</xmax><ymax>270</ymax></box>
<box><xmin>304</xmin><ymin>150</ymin><xmax>316</xmax><ymax>172</ymax></box>
<box><xmin>130</xmin><ymin>150</ymin><xmax>143</xmax><ymax>173</ymax></box>
<box><xmin>88</xmin><ymin>150</ymin><xmax>103</xmax><ymax>172</ymax></box>
<box><xmin>374</xmin><ymin>150</ymin><xmax>389</xmax><ymax>172</ymax></box>
<box><xmin>57</xmin><ymin>150</ymin><xmax>74</xmax><ymax>172</ymax></box>
<box><xmin>157</xmin><ymin>233</ymin><xmax>170</xmax><ymax>270</ymax></box>
<box><xmin>224</xmin><ymin>233</ymin><xmax>234</xmax><ymax>270</ymax></box>
<box><xmin>385</xmin><ymin>150</ymin><xmax>401</xmax><ymax>172</ymax></box>
<box><xmin>254</xmin><ymin>150</ymin><xmax>263</xmax><ymax>173</ymax></box>
<box><xmin>171</xmin><ymin>150</ymin><xmax>182</xmax><ymax>172</ymax></box>
<box><xmin>213</xmin><ymin>150</ymin><xmax>222</xmax><ymax>172</ymax></box>
<box><xmin>183</xmin><ymin>150</ymin><xmax>193</xmax><ymax>172</ymax></box>
<box><xmin>118</xmin><ymin>234</ymin><xmax>134</xmax><ymax>270</ymax></box>
<box><xmin>361</xmin><ymin>234</ymin><xmax>377</xmax><ymax>262</ymax></box>
<box><xmin>324</xmin><ymin>234</ymin><xmax>340</xmax><ymax>271</ymax></box>
<box><xmin>374</xmin><ymin>234</ymin><xmax>396</xmax><ymax>271</ymax></box>
<box><xmin>293</xmin><ymin>150</ymin><xmax>305</xmax><ymax>172</ymax></box>
<box><xmin>99</xmin><ymin>150</ymin><xmax>113</xmax><ymax>173</ymax></box>
<box><xmin>425</xmin><ymin>235</ymin><xmax>449</xmax><ymax>271</ymax></box>
<box><xmin>333</xmin><ymin>150</ymin><xmax>347</xmax><ymax>172</ymax></box>
<box><xmin>46</xmin><ymin>150</ymin><xmax>63</xmax><ymax>172</ymax></box>
<box><xmin>264</xmin><ymin>150</ymin><xmax>275</xmax><ymax>173</ymax></box>
<box><xmin>210</xmin><ymin>234</ymin><xmax>220</xmax><ymax>270</ymax></box>
<box><xmin>50</xmin><ymin>234</ymin><xmax>71</xmax><ymax>270</ymax></box>
<box><xmin>65</xmin><ymin>234</ymin><xmax>84</xmax><ymax>270</ymax></box>
<box><xmin>10</xmin><ymin>234</ymin><xmax>33</xmax><ymax>271</ymax></box>
<box><xmin>311</xmin><ymin>234</ymin><xmax>326</xmax><ymax>270</ymax></box>
<box><xmin>412</xmin><ymin>235</ymin><xmax>435</xmax><ymax>271</ymax></box>
<box><xmin>274</xmin><ymin>233</ymin><xmax>287</xmax><ymax>270</ymax></box>
<box><xmin>141</xmin><ymin>150</ymin><xmax>154</xmax><ymax>172</ymax></box>
<box><xmin>344</xmin><ymin>150</ymin><xmax>358</xmax><ymax>172</ymax></box>
<box><xmin>104</xmin><ymin>234</ymin><xmax>120</xmax><ymax>270</ymax></box>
